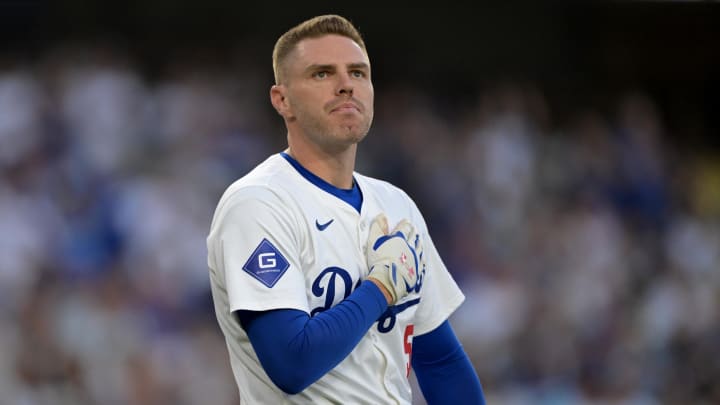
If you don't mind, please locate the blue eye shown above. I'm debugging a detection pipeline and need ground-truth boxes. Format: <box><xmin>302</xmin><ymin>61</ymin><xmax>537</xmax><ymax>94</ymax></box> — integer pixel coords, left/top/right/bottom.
<box><xmin>313</xmin><ymin>71</ymin><xmax>328</xmax><ymax>79</ymax></box>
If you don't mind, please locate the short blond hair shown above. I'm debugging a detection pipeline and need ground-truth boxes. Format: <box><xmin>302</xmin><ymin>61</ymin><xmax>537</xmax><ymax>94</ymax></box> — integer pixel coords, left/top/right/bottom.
<box><xmin>272</xmin><ymin>15</ymin><xmax>367</xmax><ymax>84</ymax></box>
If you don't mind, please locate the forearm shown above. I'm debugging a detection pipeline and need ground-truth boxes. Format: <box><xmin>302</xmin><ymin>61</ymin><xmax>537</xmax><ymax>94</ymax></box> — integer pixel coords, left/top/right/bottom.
<box><xmin>237</xmin><ymin>280</ymin><xmax>388</xmax><ymax>394</ymax></box>
<box><xmin>412</xmin><ymin>321</ymin><xmax>486</xmax><ymax>405</ymax></box>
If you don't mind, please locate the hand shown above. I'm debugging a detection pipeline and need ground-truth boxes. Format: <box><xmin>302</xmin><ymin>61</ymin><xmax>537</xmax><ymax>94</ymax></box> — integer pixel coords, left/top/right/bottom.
<box><xmin>366</xmin><ymin>214</ymin><xmax>420</xmax><ymax>304</ymax></box>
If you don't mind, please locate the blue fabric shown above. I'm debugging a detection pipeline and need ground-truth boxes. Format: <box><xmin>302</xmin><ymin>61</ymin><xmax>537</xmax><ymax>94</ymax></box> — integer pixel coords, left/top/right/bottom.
<box><xmin>280</xmin><ymin>152</ymin><xmax>363</xmax><ymax>213</ymax></box>
<box><xmin>412</xmin><ymin>321</ymin><xmax>486</xmax><ymax>405</ymax></box>
<box><xmin>236</xmin><ymin>281</ymin><xmax>388</xmax><ymax>394</ymax></box>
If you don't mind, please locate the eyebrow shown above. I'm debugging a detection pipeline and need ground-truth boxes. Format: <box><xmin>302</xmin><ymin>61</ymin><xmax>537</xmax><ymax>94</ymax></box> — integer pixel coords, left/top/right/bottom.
<box><xmin>347</xmin><ymin>62</ymin><xmax>370</xmax><ymax>71</ymax></box>
<box><xmin>304</xmin><ymin>62</ymin><xmax>370</xmax><ymax>73</ymax></box>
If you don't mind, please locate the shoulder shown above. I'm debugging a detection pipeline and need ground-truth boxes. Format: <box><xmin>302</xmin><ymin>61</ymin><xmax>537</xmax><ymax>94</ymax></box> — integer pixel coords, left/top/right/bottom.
<box><xmin>210</xmin><ymin>154</ymin><xmax>300</xmax><ymax>225</ymax></box>
<box><xmin>355</xmin><ymin>171</ymin><xmax>429</xmax><ymax>232</ymax></box>
<box><xmin>219</xmin><ymin>154</ymin><xmax>295</xmax><ymax>202</ymax></box>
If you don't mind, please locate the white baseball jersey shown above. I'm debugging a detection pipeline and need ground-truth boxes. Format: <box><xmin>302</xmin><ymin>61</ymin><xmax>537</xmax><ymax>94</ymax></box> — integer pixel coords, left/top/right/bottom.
<box><xmin>207</xmin><ymin>153</ymin><xmax>465</xmax><ymax>405</ymax></box>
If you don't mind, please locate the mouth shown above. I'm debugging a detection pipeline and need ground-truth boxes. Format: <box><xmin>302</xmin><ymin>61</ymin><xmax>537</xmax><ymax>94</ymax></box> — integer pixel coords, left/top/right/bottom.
<box><xmin>330</xmin><ymin>102</ymin><xmax>361</xmax><ymax>114</ymax></box>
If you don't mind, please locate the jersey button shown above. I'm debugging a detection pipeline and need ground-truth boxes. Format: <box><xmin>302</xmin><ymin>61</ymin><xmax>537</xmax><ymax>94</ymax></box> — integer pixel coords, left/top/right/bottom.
<box><xmin>360</xmin><ymin>221</ymin><xmax>366</xmax><ymax>230</ymax></box>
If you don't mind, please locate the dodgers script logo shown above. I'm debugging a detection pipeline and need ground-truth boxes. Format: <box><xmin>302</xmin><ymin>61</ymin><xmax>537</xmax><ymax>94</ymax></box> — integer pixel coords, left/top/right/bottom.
<box><xmin>310</xmin><ymin>266</ymin><xmax>425</xmax><ymax>333</ymax></box>
<box><xmin>310</xmin><ymin>267</ymin><xmax>361</xmax><ymax>316</ymax></box>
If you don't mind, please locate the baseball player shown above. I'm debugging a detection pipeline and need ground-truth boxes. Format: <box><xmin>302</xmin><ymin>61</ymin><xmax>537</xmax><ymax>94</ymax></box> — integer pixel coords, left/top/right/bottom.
<box><xmin>207</xmin><ymin>14</ymin><xmax>485</xmax><ymax>404</ymax></box>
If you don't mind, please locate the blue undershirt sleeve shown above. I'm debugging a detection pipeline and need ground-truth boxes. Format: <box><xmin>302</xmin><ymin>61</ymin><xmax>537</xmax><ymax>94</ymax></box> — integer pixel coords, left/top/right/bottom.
<box><xmin>412</xmin><ymin>320</ymin><xmax>486</xmax><ymax>405</ymax></box>
<box><xmin>236</xmin><ymin>280</ymin><xmax>388</xmax><ymax>395</ymax></box>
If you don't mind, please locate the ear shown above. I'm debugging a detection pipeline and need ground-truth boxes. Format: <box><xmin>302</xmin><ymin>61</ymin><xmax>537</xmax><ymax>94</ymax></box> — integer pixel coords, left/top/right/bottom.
<box><xmin>270</xmin><ymin>85</ymin><xmax>291</xmax><ymax>117</ymax></box>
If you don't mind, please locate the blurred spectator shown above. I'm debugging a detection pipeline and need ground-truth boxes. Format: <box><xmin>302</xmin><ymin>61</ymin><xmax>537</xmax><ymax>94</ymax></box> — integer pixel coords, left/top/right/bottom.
<box><xmin>0</xmin><ymin>42</ymin><xmax>718</xmax><ymax>405</ymax></box>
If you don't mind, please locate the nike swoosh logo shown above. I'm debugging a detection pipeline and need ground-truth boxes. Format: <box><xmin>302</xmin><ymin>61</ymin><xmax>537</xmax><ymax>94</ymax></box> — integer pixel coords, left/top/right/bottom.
<box><xmin>315</xmin><ymin>219</ymin><xmax>334</xmax><ymax>231</ymax></box>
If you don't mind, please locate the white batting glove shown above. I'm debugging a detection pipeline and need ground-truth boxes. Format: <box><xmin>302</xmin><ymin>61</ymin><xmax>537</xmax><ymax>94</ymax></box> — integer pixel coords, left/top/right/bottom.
<box><xmin>366</xmin><ymin>214</ymin><xmax>420</xmax><ymax>304</ymax></box>
<box><xmin>405</xmin><ymin>222</ymin><xmax>425</xmax><ymax>282</ymax></box>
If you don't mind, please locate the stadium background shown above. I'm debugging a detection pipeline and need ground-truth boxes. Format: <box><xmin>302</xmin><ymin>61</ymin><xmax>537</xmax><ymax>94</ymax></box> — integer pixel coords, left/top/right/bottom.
<box><xmin>1</xmin><ymin>2</ymin><xmax>719</xmax><ymax>404</ymax></box>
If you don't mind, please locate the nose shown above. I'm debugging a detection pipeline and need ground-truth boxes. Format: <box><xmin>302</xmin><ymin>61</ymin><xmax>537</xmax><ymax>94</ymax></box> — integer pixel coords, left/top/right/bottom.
<box><xmin>336</xmin><ymin>73</ymin><xmax>354</xmax><ymax>96</ymax></box>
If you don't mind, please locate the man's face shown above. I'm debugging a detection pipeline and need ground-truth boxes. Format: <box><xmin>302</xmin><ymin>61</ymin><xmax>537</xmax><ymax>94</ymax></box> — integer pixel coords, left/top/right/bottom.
<box><xmin>276</xmin><ymin>34</ymin><xmax>374</xmax><ymax>150</ymax></box>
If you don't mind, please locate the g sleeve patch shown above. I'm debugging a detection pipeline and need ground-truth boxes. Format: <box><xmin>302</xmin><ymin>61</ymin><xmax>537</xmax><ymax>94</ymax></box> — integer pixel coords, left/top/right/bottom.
<box><xmin>242</xmin><ymin>238</ymin><xmax>290</xmax><ymax>288</ymax></box>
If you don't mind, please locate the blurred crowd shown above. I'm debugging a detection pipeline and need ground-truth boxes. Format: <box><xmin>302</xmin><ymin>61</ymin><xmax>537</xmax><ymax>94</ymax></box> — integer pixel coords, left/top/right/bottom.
<box><xmin>0</xmin><ymin>44</ymin><xmax>718</xmax><ymax>405</ymax></box>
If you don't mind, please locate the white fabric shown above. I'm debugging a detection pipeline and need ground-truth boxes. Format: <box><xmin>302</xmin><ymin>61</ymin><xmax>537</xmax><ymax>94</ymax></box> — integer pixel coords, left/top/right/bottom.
<box><xmin>207</xmin><ymin>153</ymin><xmax>465</xmax><ymax>404</ymax></box>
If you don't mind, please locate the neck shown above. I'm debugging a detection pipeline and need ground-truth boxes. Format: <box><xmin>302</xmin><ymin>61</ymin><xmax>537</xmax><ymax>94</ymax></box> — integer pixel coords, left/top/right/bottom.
<box><xmin>286</xmin><ymin>136</ymin><xmax>357</xmax><ymax>189</ymax></box>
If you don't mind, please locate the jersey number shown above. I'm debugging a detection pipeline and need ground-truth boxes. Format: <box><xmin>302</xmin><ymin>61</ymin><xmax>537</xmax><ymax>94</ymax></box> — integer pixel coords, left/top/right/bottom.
<box><xmin>404</xmin><ymin>324</ymin><xmax>414</xmax><ymax>378</ymax></box>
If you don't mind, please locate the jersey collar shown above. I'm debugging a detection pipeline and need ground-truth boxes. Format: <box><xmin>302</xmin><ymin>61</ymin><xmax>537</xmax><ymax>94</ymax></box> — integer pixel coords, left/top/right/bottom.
<box><xmin>280</xmin><ymin>152</ymin><xmax>363</xmax><ymax>213</ymax></box>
